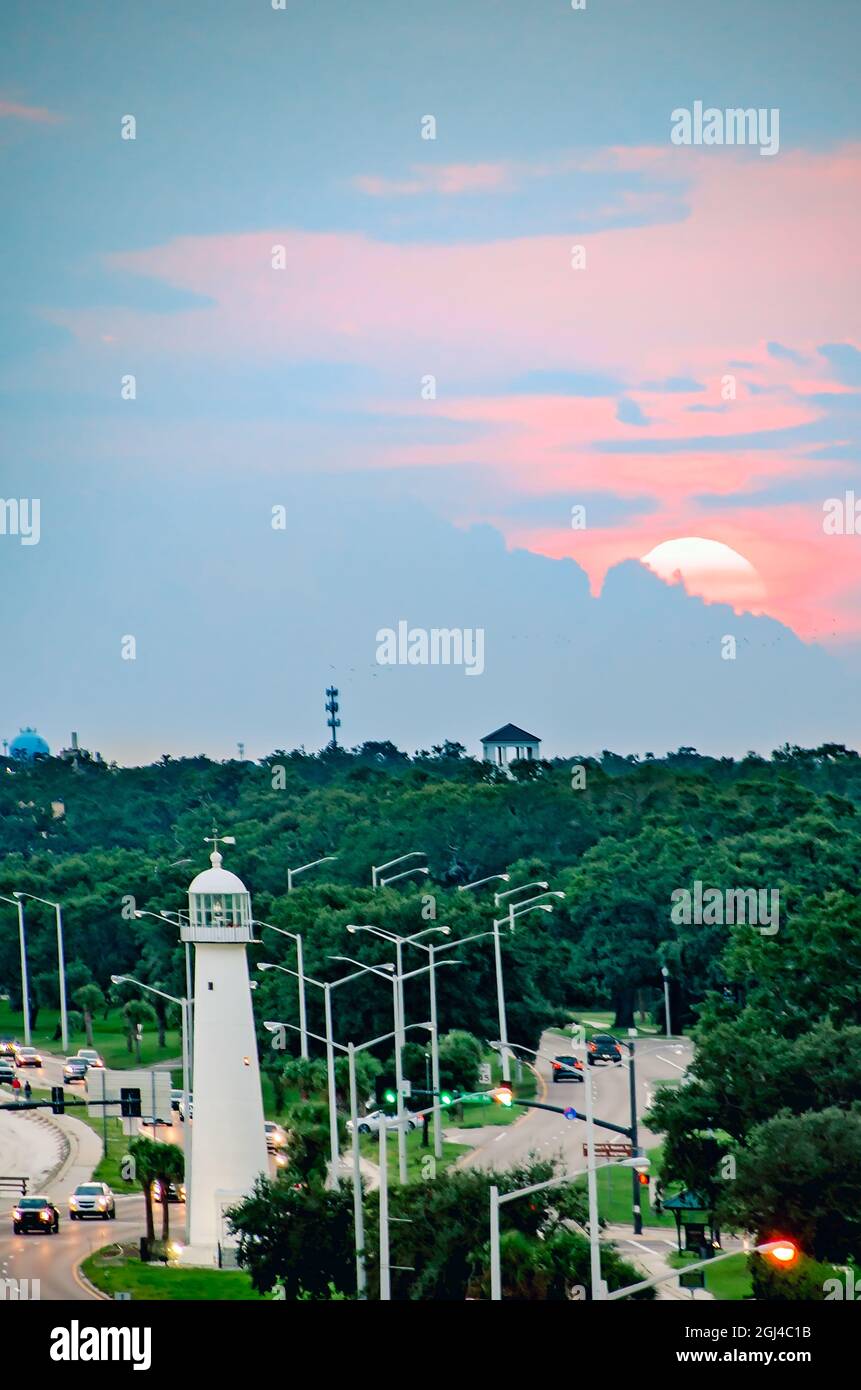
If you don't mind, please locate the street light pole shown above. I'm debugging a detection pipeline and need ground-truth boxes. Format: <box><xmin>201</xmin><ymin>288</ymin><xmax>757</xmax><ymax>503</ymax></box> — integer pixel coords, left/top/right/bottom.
<box><xmin>255</xmin><ymin>921</ymin><xmax>309</xmax><ymax>1059</ymax></box>
<box><xmin>112</xmin><ymin>974</ymin><xmax>192</xmax><ymax>1243</ymax></box>
<box><xmin>259</xmin><ymin>957</ymin><xmax>394</xmax><ymax>1188</ymax></box>
<box><xmin>347</xmin><ymin>1042</ymin><xmax>366</xmax><ymax>1296</ymax></box>
<box><xmin>490</xmin><ymin>897</ymin><xmax>562</xmax><ymax>1082</ymax></box>
<box><xmin>580</xmin><ymin>1036</ymin><xmax>604</xmax><ymax>1300</ymax></box>
<box><xmin>287</xmin><ymin>855</ymin><xmax>337</xmax><ymax>894</ymax></box>
<box><xmin>489</xmin><ymin>1156</ymin><xmax>648</xmax><ymax>1301</ymax></box>
<box><xmin>662</xmin><ymin>966</ymin><xmax>672</xmax><ymax>1037</ymax></box>
<box><xmin>627</xmin><ymin>1031</ymin><xmax>642</xmax><ymax>1235</ymax></box>
<box><xmin>1</xmin><ymin>895</ymin><xmax>30</xmax><ymax>1046</ymax></box>
<box><xmin>134</xmin><ymin>909</ymin><xmax>195</xmax><ymax>1068</ymax></box>
<box><xmin>14</xmin><ymin>893</ymin><xmax>68</xmax><ymax>1051</ymax></box>
<box><xmin>371</xmin><ymin>851</ymin><xmax>426</xmax><ymax>890</ymax></box>
<box><xmin>378</xmin><ymin>1106</ymin><xmax>390</xmax><ymax>1301</ymax></box>
<box><xmin>346</xmin><ymin>925</ymin><xmax>450</xmax><ymax>1173</ymax></box>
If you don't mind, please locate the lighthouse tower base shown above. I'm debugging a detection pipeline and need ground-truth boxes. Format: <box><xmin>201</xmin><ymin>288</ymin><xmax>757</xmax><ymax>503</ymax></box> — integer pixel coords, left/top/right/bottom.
<box><xmin>181</xmin><ymin>940</ymin><xmax>269</xmax><ymax>1266</ymax></box>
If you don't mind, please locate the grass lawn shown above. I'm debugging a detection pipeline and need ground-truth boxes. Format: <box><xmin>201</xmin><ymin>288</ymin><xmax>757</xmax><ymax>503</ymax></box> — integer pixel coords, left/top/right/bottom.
<box><xmin>546</xmin><ymin>1009</ymin><xmax>664</xmax><ymax>1042</ymax></box>
<box><xmin>668</xmin><ymin>1250</ymin><xmax>753</xmax><ymax>1301</ymax></box>
<box><xmin>0</xmin><ymin>1001</ymin><xmax>180</xmax><ymax>1069</ymax></box>
<box><xmin>260</xmin><ymin>1073</ymin><xmax>303</xmax><ymax>1122</ymax></box>
<box><xmin>82</xmin><ymin>1246</ymin><xmax>269</xmax><ymax>1300</ymax></box>
<box><xmin>359</xmin><ymin>1125</ymin><xmax>469</xmax><ymax>1182</ymax></box>
<box><xmin>574</xmin><ymin>1143</ymin><xmax>677</xmax><ymax>1229</ymax></box>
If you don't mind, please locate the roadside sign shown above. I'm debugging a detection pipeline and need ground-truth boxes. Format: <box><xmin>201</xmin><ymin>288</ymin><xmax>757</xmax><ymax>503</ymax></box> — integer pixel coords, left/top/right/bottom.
<box><xmin>479</xmin><ymin>1062</ymin><xmax>492</xmax><ymax>1085</ymax></box>
<box><xmin>87</xmin><ymin>1069</ymin><xmax>172</xmax><ymax>1132</ymax></box>
<box><xmin>679</xmin><ymin>1268</ymin><xmax>706</xmax><ymax>1291</ymax></box>
<box><xmin>581</xmin><ymin>1141</ymin><xmax>633</xmax><ymax>1158</ymax></box>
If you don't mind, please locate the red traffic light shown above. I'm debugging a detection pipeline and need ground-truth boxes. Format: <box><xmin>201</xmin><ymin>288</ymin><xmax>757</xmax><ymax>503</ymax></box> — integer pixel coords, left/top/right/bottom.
<box><xmin>637</xmin><ymin>1170</ymin><xmax>650</xmax><ymax>1186</ymax></box>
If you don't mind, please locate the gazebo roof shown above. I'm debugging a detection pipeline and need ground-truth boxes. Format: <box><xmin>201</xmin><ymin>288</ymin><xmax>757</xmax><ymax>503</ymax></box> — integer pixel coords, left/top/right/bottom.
<box><xmin>662</xmin><ymin>1189</ymin><xmax>712</xmax><ymax>1212</ymax></box>
<box><xmin>481</xmin><ymin>723</ymin><xmax>540</xmax><ymax>744</ymax></box>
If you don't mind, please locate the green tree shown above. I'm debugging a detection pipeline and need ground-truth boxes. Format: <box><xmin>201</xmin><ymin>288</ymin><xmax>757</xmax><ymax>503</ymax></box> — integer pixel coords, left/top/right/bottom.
<box><xmin>151</xmin><ymin>1142</ymin><xmax>185</xmax><ymax>1241</ymax></box>
<box><xmin>74</xmin><ymin>983</ymin><xmax>106</xmax><ymax>1049</ymax></box>
<box><xmin>230</xmin><ymin>1173</ymin><xmax>355</xmax><ymax>1299</ymax></box>
<box><xmin>122</xmin><ymin>1000</ymin><xmax>157</xmax><ymax>1061</ymax></box>
<box><xmin>721</xmin><ymin>1108</ymin><xmax>861</xmax><ymax>1263</ymax></box>
<box><xmin>128</xmin><ymin>1135</ymin><xmax>160</xmax><ymax>1245</ymax></box>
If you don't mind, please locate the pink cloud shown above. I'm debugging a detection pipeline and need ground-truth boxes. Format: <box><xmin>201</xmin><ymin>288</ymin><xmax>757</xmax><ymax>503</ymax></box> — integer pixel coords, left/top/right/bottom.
<box><xmin>45</xmin><ymin>143</ymin><xmax>861</xmax><ymax>638</ymax></box>
<box><xmin>0</xmin><ymin>98</ymin><xmax>62</xmax><ymax>124</ymax></box>
<box><xmin>353</xmin><ymin>162</ymin><xmax>515</xmax><ymax>197</ymax></box>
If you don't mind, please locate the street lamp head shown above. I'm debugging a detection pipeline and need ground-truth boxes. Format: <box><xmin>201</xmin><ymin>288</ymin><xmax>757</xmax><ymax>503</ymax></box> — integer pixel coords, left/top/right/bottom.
<box><xmin>661</xmin><ymin>966</ymin><xmax>670</xmax><ymax>979</ymax></box>
<box><xmin>12</xmin><ymin>890</ymin><xmax>23</xmax><ymax>899</ymax></box>
<box><xmin>110</xmin><ymin>974</ymin><xmax>126</xmax><ymax>985</ymax></box>
<box><xmin>263</xmin><ymin>1021</ymin><xmax>281</xmax><ymax>1034</ymax></box>
<box><xmin>257</xmin><ymin>962</ymin><xmax>274</xmax><ymax>972</ymax></box>
<box><xmin>438</xmin><ymin>925</ymin><xmax>452</xmax><ymax>936</ymax></box>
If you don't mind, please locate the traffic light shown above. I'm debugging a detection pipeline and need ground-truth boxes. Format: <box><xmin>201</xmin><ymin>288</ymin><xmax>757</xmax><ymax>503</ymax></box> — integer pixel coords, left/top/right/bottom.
<box><xmin>374</xmin><ymin>1073</ymin><xmax>399</xmax><ymax>1115</ymax></box>
<box><xmin>120</xmin><ymin>1087</ymin><xmax>142</xmax><ymax>1119</ymax></box>
<box><xmin>490</xmin><ymin>1085</ymin><xmax>513</xmax><ymax>1107</ymax></box>
<box><xmin>51</xmin><ymin>1086</ymin><xmax>65</xmax><ymax>1116</ymax></box>
<box><xmin>637</xmin><ymin>1170</ymin><xmax>650</xmax><ymax>1188</ymax></box>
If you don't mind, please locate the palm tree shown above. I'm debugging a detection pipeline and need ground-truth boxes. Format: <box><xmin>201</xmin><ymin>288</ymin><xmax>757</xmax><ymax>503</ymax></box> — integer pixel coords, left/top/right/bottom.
<box><xmin>73</xmin><ymin>983</ymin><xmax>105</xmax><ymax>1049</ymax></box>
<box><xmin>122</xmin><ymin>1000</ymin><xmax>157</xmax><ymax>1062</ymax></box>
<box><xmin>128</xmin><ymin>1135</ymin><xmax>160</xmax><ymax>1245</ymax></box>
<box><xmin>152</xmin><ymin>1142</ymin><xmax>185</xmax><ymax>1241</ymax></box>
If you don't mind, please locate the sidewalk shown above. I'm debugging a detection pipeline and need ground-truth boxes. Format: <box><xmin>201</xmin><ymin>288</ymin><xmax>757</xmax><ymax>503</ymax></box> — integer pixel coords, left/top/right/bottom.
<box><xmin>603</xmin><ymin>1223</ymin><xmax>713</xmax><ymax>1300</ymax></box>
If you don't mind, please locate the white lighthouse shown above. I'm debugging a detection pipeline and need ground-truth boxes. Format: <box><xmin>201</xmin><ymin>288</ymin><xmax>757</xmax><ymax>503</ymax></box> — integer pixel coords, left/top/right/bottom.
<box><xmin>180</xmin><ymin>837</ymin><xmax>268</xmax><ymax>1266</ymax></box>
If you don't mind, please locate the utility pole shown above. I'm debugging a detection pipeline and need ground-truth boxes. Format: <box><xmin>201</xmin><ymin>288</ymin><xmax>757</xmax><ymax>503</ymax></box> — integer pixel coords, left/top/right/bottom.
<box><xmin>627</xmin><ymin>1031</ymin><xmax>642</xmax><ymax>1235</ymax></box>
<box><xmin>325</xmin><ymin>687</ymin><xmax>340</xmax><ymax>748</ymax></box>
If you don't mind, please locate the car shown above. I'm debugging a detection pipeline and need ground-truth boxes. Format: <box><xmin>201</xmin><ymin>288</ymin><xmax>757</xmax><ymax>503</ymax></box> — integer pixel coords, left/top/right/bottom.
<box><xmin>151</xmin><ymin>1180</ymin><xmax>185</xmax><ymax>1204</ymax></box>
<box><xmin>13</xmin><ymin>1045</ymin><xmax>42</xmax><ymax>1068</ymax></box>
<box><xmin>63</xmin><ymin>1058</ymin><xmax>89</xmax><ymax>1084</ymax></box>
<box><xmin>140</xmin><ymin>1114</ymin><xmax>173</xmax><ymax>1129</ymax></box>
<box><xmin>177</xmin><ymin>1095</ymin><xmax>193</xmax><ymax>1122</ymax></box>
<box><xmin>0</xmin><ymin>1038</ymin><xmax>17</xmax><ymax>1057</ymax></box>
<box><xmin>170</xmin><ymin>1088</ymin><xmax>182</xmax><ymax>1112</ymax></box>
<box><xmin>0</xmin><ymin>1059</ymin><xmax>16</xmax><ymax>1084</ymax></box>
<box><xmin>12</xmin><ymin>1196</ymin><xmax>60</xmax><ymax>1234</ymax></box>
<box><xmin>346</xmin><ymin>1109</ymin><xmax>419</xmax><ymax>1136</ymax></box>
<box><xmin>69</xmin><ymin>1182</ymin><xmax>116</xmax><ymax>1221</ymax></box>
<box><xmin>587</xmin><ymin>1034</ymin><xmax>623</xmax><ymax>1065</ymax></box>
<box><xmin>552</xmin><ymin>1055</ymin><xmax>585</xmax><ymax>1083</ymax></box>
<box><xmin>265</xmin><ymin>1121</ymin><xmax>288</xmax><ymax>1152</ymax></box>
<box><xmin>76</xmin><ymin>1049</ymin><xmax>104</xmax><ymax>1068</ymax></box>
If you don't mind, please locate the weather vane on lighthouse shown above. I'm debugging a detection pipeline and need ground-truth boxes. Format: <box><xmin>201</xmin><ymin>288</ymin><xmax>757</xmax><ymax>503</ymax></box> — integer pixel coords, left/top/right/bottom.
<box><xmin>203</xmin><ymin>826</ymin><xmax>236</xmax><ymax>864</ymax></box>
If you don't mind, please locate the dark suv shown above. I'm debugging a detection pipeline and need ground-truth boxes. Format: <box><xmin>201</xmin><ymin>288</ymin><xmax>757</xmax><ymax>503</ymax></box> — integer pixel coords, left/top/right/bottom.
<box><xmin>13</xmin><ymin>1196</ymin><xmax>60</xmax><ymax>1235</ymax></box>
<box><xmin>552</xmin><ymin>1055</ymin><xmax>584</xmax><ymax>1083</ymax></box>
<box><xmin>587</xmin><ymin>1034</ymin><xmax>622</xmax><ymax>1065</ymax></box>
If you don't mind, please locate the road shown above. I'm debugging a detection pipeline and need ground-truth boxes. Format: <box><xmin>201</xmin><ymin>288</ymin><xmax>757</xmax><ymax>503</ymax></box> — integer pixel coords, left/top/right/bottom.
<box><xmin>0</xmin><ymin>1194</ymin><xmax>146</xmax><ymax>1300</ymax></box>
<box><xmin>456</xmin><ymin>1030</ymin><xmax>692</xmax><ymax>1176</ymax></box>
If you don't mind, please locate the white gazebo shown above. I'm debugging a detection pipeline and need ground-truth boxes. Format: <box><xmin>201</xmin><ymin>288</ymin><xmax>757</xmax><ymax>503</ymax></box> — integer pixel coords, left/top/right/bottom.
<box><xmin>179</xmin><ymin>837</ymin><xmax>268</xmax><ymax>1267</ymax></box>
<box><xmin>480</xmin><ymin>723</ymin><xmax>541</xmax><ymax>767</ymax></box>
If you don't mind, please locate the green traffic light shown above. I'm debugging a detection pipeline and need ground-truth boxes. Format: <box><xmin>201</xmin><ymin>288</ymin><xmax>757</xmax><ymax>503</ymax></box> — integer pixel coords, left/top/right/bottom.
<box><xmin>440</xmin><ymin>1092</ymin><xmax>453</xmax><ymax>1106</ymax></box>
<box><xmin>383</xmin><ymin>1089</ymin><xmax>397</xmax><ymax>1105</ymax></box>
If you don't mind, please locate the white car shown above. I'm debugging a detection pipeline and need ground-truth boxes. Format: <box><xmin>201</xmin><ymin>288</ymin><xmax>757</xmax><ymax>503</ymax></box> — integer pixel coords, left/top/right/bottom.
<box><xmin>265</xmin><ymin>1121</ymin><xmax>288</xmax><ymax>1151</ymax></box>
<box><xmin>76</xmin><ymin>1048</ymin><xmax>104</xmax><ymax>1068</ymax></box>
<box><xmin>346</xmin><ymin>1109</ymin><xmax>419</xmax><ymax>1136</ymax></box>
<box><xmin>69</xmin><ymin>1182</ymin><xmax>115</xmax><ymax>1221</ymax></box>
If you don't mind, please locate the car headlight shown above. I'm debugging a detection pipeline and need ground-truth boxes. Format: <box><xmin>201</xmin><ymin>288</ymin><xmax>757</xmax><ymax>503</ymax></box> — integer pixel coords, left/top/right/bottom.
<box><xmin>40</xmin><ymin>1209</ymin><xmax>51</xmax><ymax>1221</ymax></box>
<box><xmin>69</xmin><ymin>1198</ymin><xmax>79</xmax><ymax>1208</ymax></box>
<box><xmin>97</xmin><ymin>1198</ymin><xmax>106</xmax><ymax>1209</ymax></box>
<box><xmin>13</xmin><ymin>1208</ymin><xmax>22</xmax><ymax>1219</ymax></box>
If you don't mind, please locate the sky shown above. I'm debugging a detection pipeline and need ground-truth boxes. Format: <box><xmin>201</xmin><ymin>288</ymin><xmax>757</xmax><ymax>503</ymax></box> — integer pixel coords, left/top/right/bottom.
<box><xmin>1</xmin><ymin>1</ymin><xmax>860</xmax><ymax>762</ymax></box>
